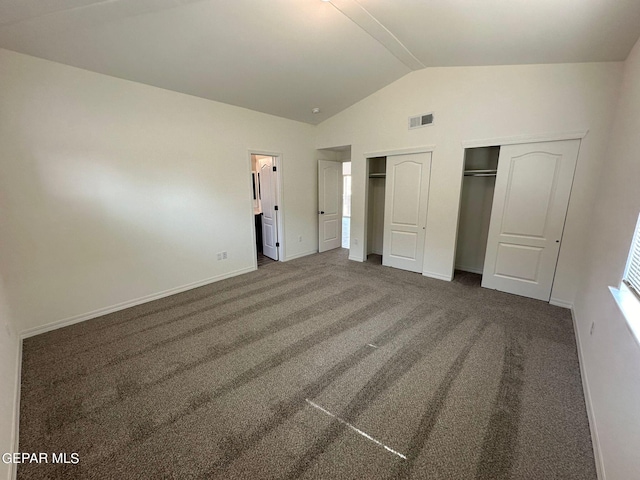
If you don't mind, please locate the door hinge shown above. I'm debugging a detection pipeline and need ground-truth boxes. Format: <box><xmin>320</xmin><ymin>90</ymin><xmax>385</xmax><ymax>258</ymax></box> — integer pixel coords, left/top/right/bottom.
<box><xmin>274</xmin><ymin>205</ymin><xmax>278</xmax><ymax>211</ymax></box>
<box><xmin>276</xmin><ymin>242</ymin><xmax>280</xmax><ymax>247</ymax></box>
<box><xmin>273</xmin><ymin>166</ymin><xmax>277</xmax><ymax>172</ymax></box>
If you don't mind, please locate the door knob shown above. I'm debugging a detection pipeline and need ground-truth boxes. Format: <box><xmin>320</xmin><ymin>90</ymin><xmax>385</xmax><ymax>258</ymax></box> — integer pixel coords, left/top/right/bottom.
<box><xmin>320</xmin><ymin>211</ymin><xmax>325</xmax><ymax>215</ymax></box>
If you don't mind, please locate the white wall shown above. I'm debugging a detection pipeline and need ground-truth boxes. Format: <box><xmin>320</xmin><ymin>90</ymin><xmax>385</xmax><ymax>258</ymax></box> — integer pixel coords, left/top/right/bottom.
<box><xmin>573</xmin><ymin>37</ymin><xmax>640</xmax><ymax>480</ymax></box>
<box><xmin>0</xmin><ymin>277</ymin><xmax>20</xmax><ymax>480</ymax></box>
<box><xmin>316</xmin><ymin>62</ymin><xmax>623</xmax><ymax>305</ymax></box>
<box><xmin>0</xmin><ymin>48</ymin><xmax>318</xmax><ymax>334</ymax></box>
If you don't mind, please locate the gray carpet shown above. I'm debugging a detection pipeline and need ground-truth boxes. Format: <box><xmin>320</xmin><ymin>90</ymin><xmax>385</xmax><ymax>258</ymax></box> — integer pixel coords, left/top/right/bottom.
<box><xmin>18</xmin><ymin>249</ymin><xmax>596</xmax><ymax>479</ymax></box>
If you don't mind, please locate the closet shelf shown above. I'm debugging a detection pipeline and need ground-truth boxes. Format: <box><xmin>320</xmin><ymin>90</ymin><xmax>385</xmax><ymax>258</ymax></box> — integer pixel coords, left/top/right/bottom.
<box><xmin>464</xmin><ymin>169</ymin><xmax>497</xmax><ymax>177</ymax></box>
<box><xmin>369</xmin><ymin>173</ymin><xmax>386</xmax><ymax>178</ymax></box>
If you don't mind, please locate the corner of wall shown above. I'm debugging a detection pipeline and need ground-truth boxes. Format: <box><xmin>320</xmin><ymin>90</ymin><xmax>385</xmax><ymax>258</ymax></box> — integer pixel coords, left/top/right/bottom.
<box><xmin>569</xmin><ymin>306</ymin><xmax>606</xmax><ymax>480</ymax></box>
<box><xmin>0</xmin><ymin>318</ymin><xmax>21</xmax><ymax>480</ymax></box>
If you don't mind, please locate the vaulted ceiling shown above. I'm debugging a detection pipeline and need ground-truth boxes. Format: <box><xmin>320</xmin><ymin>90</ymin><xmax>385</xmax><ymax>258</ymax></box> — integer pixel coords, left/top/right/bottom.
<box><xmin>1</xmin><ymin>0</ymin><xmax>640</xmax><ymax>124</ymax></box>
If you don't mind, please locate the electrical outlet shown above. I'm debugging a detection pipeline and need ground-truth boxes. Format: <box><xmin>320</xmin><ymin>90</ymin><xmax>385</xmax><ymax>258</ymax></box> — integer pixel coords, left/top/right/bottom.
<box><xmin>217</xmin><ymin>253</ymin><xmax>222</xmax><ymax>261</ymax></box>
<box><xmin>222</xmin><ymin>251</ymin><xmax>228</xmax><ymax>259</ymax></box>
<box><xmin>590</xmin><ymin>322</ymin><xmax>595</xmax><ymax>335</ymax></box>
<box><xmin>298</xmin><ymin>235</ymin><xmax>302</xmax><ymax>242</ymax></box>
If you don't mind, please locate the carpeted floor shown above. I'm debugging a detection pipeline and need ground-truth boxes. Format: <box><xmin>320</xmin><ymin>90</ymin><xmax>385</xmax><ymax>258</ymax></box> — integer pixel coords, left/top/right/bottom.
<box><xmin>18</xmin><ymin>249</ymin><xmax>596</xmax><ymax>479</ymax></box>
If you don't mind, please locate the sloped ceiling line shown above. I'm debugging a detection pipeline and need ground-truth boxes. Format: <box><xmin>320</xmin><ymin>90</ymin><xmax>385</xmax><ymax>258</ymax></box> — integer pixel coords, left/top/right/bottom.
<box><xmin>329</xmin><ymin>0</ymin><xmax>425</xmax><ymax>70</ymax></box>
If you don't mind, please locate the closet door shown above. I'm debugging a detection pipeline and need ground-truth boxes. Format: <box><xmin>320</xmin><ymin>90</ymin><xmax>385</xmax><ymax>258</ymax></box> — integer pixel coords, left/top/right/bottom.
<box><xmin>382</xmin><ymin>152</ymin><xmax>431</xmax><ymax>273</ymax></box>
<box><xmin>482</xmin><ymin>140</ymin><xmax>579</xmax><ymax>301</ymax></box>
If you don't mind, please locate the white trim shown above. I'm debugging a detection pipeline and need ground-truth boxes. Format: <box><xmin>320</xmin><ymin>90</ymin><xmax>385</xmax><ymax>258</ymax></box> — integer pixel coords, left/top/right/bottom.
<box><xmin>363</xmin><ymin>145</ymin><xmax>436</xmax><ymax>158</ymax></box>
<box><xmin>549</xmin><ymin>297</ymin><xmax>574</xmax><ymax>309</ymax></box>
<box><xmin>461</xmin><ymin>130</ymin><xmax>588</xmax><ymax>149</ymax></box>
<box><xmin>570</xmin><ymin>306</ymin><xmax>606</xmax><ymax>480</ymax></box>
<box><xmin>283</xmin><ymin>250</ymin><xmax>317</xmax><ymax>262</ymax></box>
<box><xmin>19</xmin><ymin>266</ymin><xmax>255</xmax><ymax>339</ymax></box>
<box><xmin>329</xmin><ymin>0</ymin><xmax>423</xmax><ymax>71</ymax></box>
<box><xmin>10</xmin><ymin>338</ymin><xmax>22</xmax><ymax>480</ymax></box>
<box><xmin>608</xmin><ymin>284</ymin><xmax>640</xmax><ymax>348</ymax></box>
<box><xmin>349</xmin><ymin>254</ymin><xmax>364</xmax><ymax>262</ymax></box>
<box><xmin>422</xmin><ymin>270</ymin><xmax>453</xmax><ymax>282</ymax></box>
<box><xmin>247</xmin><ymin>152</ymin><xmax>259</xmax><ymax>272</ymax></box>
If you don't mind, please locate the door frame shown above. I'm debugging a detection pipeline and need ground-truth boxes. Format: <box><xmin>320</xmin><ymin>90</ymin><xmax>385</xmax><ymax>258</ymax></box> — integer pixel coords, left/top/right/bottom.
<box><xmin>247</xmin><ymin>150</ymin><xmax>285</xmax><ymax>268</ymax></box>
<box><xmin>480</xmin><ymin>139</ymin><xmax>580</xmax><ymax>301</ymax></box>
<box><xmin>455</xmin><ymin>131</ymin><xmax>587</xmax><ymax>301</ymax></box>
<box><xmin>363</xmin><ymin>145</ymin><xmax>435</xmax><ymax>264</ymax></box>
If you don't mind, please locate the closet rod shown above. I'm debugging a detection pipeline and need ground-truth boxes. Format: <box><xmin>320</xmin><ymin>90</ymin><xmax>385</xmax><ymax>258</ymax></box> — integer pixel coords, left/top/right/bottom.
<box><xmin>369</xmin><ymin>173</ymin><xmax>386</xmax><ymax>178</ymax></box>
<box><xmin>463</xmin><ymin>168</ymin><xmax>497</xmax><ymax>177</ymax></box>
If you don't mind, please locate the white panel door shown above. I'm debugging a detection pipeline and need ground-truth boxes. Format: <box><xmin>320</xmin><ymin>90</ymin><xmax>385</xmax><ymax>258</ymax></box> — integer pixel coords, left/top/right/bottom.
<box><xmin>318</xmin><ymin>160</ymin><xmax>343</xmax><ymax>253</ymax></box>
<box><xmin>382</xmin><ymin>152</ymin><xmax>431</xmax><ymax>273</ymax></box>
<box><xmin>482</xmin><ymin>140</ymin><xmax>580</xmax><ymax>300</ymax></box>
<box><xmin>259</xmin><ymin>156</ymin><xmax>279</xmax><ymax>260</ymax></box>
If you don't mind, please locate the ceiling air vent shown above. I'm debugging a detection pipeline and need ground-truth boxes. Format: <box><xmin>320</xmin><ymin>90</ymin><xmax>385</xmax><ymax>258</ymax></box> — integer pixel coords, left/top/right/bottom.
<box><xmin>409</xmin><ymin>112</ymin><xmax>434</xmax><ymax>130</ymax></box>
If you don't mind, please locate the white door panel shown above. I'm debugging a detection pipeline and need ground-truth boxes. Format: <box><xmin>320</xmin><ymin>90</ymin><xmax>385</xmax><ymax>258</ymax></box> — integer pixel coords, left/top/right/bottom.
<box><xmin>390</xmin><ymin>231</ymin><xmax>418</xmax><ymax>259</ymax></box>
<box><xmin>500</xmin><ymin>151</ymin><xmax>559</xmax><ymax>237</ymax></box>
<box><xmin>482</xmin><ymin>140</ymin><xmax>579</xmax><ymax>300</ymax></box>
<box><xmin>318</xmin><ymin>160</ymin><xmax>342</xmax><ymax>252</ymax></box>
<box><xmin>259</xmin><ymin>157</ymin><xmax>279</xmax><ymax>261</ymax></box>
<box><xmin>383</xmin><ymin>152</ymin><xmax>431</xmax><ymax>273</ymax></box>
<box><xmin>494</xmin><ymin>243</ymin><xmax>543</xmax><ymax>281</ymax></box>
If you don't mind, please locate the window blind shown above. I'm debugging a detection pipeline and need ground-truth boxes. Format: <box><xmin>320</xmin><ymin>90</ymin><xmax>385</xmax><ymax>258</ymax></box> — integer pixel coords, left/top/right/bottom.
<box><xmin>623</xmin><ymin>214</ymin><xmax>640</xmax><ymax>298</ymax></box>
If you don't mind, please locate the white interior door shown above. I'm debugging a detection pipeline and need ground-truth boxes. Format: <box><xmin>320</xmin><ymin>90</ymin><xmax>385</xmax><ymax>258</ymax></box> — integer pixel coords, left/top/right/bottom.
<box><xmin>482</xmin><ymin>139</ymin><xmax>580</xmax><ymax>300</ymax></box>
<box><xmin>318</xmin><ymin>160</ymin><xmax>343</xmax><ymax>253</ymax></box>
<box><xmin>382</xmin><ymin>152</ymin><xmax>431</xmax><ymax>273</ymax></box>
<box><xmin>259</xmin><ymin>156</ymin><xmax>279</xmax><ymax>260</ymax></box>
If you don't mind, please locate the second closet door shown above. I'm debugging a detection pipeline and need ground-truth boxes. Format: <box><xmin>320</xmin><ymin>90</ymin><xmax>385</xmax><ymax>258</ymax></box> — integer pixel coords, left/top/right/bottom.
<box><xmin>482</xmin><ymin>139</ymin><xmax>579</xmax><ymax>300</ymax></box>
<box><xmin>382</xmin><ymin>152</ymin><xmax>431</xmax><ymax>273</ymax></box>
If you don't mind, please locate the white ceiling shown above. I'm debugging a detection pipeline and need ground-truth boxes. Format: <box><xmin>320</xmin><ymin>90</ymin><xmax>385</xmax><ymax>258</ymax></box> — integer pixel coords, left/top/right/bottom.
<box><xmin>1</xmin><ymin>0</ymin><xmax>639</xmax><ymax>124</ymax></box>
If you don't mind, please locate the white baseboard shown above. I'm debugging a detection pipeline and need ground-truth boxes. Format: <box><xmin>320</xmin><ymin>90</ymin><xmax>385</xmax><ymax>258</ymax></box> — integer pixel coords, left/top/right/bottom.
<box><xmin>10</xmin><ymin>337</ymin><xmax>22</xmax><ymax>480</ymax></box>
<box><xmin>422</xmin><ymin>270</ymin><xmax>453</xmax><ymax>282</ymax></box>
<box><xmin>10</xmin><ymin>341</ymin><xmax>21</xmax><ymax>480</ymax></box>
<box><xmin>349</xmin><ymin>255</ymin><xmax>364</xmax><ymax>262</ymax></box>
<box><xmin>455</xmin><ymin>265</ymin><xmax>483</xmax><ymax>275</ymax></box>
<box><xmin>570</xmin><ymin>307</ymin><xmax>606</xmax><ymax>480</ymax></box>
<box><xmin>550</xmin><ymin>297</ymin><xmax>574</xmax><ymax>309</ymax></box>
<box><xmin>283</xmin><ymin>250</ymin><xmax>317</xmax><ymax>262</ymax></box>
<box><xmin>19</xmin><ymin>266</ymin><xmax>255</xmax><ymax>339</ymax></box>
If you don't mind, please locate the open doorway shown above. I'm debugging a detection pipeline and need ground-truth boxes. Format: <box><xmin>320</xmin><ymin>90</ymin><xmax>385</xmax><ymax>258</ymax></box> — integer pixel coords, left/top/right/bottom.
<box><xmin>250</xmin><ymin>153</ymin><xmax>282</xmax><ymax>267</ymax></box>
<box><xmin>365</xmin><ymin>156</ymin><xmax>386</xmax><ymax>264</ymax></box>
<box><xmin>316</xmin><ymin>145</ymin><xmax>351</xmax><ymax>253</ymax></box>
<box><xmin>454</xmin><ymin>146</ymin><xmax>499</xmax><ymax>284</ymax></box>
<box><xmin>342</xmin><ymin>162</ymin><xmax>351</xmax><ymax>248</ymax></box>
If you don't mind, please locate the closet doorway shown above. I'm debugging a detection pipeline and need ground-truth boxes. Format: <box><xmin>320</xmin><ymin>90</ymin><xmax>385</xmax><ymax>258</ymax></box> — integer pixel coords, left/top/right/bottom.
<box><xmin>455</xmin><ymin>139</ymin><xmax>580</xmax><ymax>301</ymax></box>
<box><xmin>366</xmin><ymin>151</ymin><xmax>432</xmax><ymax>273</ymax></box>
<box><xmin>251</xmin><ymin>153</ymin><xmax>281</xmax><ymax>266</ymax></box>
<box><xmin>366</xmin><ymin>156</ymin><xmax>386</xmax><ymax>262</ymax></box>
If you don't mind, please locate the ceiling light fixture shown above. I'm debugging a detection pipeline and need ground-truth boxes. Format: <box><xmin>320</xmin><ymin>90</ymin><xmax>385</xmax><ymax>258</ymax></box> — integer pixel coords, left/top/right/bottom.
<box><xmin>312</xmin><ymin>107</ymin><xmax>321</xmax><ymax>114</ymax></box>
